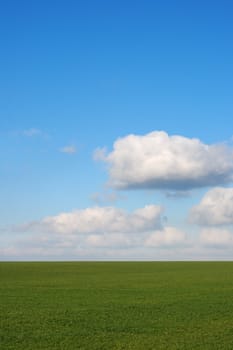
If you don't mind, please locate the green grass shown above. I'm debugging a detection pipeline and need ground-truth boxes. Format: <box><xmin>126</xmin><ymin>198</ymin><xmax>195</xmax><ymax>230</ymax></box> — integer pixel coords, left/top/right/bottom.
<box><xmin>1</xmin><ymin>262</ymin><xmax>233</xmax><ymax>349</ymax></box>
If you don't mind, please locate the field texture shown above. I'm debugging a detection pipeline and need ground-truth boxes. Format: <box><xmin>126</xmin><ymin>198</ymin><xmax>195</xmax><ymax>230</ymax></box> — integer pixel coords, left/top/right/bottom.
<box><xmin>0</xmin><ymin>262</ymin><xmax>233</xmax><ymax>349</ymax></box>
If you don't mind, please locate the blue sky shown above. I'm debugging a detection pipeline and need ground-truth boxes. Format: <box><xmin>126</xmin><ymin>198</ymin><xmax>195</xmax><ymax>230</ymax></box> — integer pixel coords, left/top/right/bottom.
<box><xmin>1</xmin><ymin>0</ymin><xmax>233</xmax><ymax>260</ymax></box>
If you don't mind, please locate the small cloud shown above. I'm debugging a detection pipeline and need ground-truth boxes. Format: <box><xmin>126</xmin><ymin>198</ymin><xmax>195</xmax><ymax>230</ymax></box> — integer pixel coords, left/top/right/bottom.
<box><xmin>23</xmin><ymin>128</ymin><xmax>42</xmax><ymax>137</ymax></box>
<box><xmin>165</xmin><ymin>190</ymin><xmax>191</xmax><ymax>199</ymax></box>
<box><xmin>90</xmin><ymin>191</ymin><xmax>126</xmax><ymax>204</ymax></box>
<box><xmin>60</xmin><ymin>145</ymin><xmax>77</xmax><ymax>154</ymax></box>
<box><xmin>93</xmin><ymin>147</ymin><xmax>107</xmax><ymax>161</ymax></box>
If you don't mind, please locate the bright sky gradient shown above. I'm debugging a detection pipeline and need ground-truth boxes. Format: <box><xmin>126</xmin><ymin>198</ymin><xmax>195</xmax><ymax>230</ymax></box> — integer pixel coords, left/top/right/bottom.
<box><xmin>1</xmin><ymin>0</ymin><xmax>233</xmax><ymax>260</ymax></box>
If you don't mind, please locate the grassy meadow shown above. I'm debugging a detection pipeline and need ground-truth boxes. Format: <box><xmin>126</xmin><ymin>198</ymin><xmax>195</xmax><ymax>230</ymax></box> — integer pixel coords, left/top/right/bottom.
<box><xmin>0</xmin><ymin>262</ymin><xmax>233</xmax><ymax>349</ymax></box>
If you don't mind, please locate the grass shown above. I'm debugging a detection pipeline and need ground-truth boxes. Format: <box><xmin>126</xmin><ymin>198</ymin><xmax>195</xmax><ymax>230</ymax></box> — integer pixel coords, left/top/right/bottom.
<box><xmin>0</xmin><ymin>262</ymin><xmax>233</xmax><ymax>349</ymax></box>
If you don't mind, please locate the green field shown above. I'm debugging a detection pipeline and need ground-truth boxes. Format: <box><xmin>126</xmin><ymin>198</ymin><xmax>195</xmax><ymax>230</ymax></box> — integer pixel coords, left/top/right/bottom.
<box><xmin>1</xmin><ymin>262</ymin><xmax>233</xmax><ymax>349</ymax></box>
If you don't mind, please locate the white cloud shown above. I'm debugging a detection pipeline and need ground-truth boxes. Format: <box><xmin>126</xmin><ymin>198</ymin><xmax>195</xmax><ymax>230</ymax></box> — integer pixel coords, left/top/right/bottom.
<box><xmin>190</xmin><ymin>187</ymin><xmax>233</xmax><ymax>226</ymax></box>
<box><xmin>23</xmin><ymin>205</ymin><xmax>163</xmax><ymax>235</ymax></box>
<box><xmin>95</xmin><ymin>131</ymin><xmax>233</xmax><ymax>190</ymax></box>
<box><xmin>145</xmin><ymin>226</ymin><xmax>186</xmax><ymax>247</ymax></box>
<box><xmin>60</xmin><ymin>145</ymin><xmax>77</xmax><ymax>154</ymax></box>
<box><xmin>200</xmin><ymin>228</ymin><xmax>233</xmax><ymax>246</ymax></box>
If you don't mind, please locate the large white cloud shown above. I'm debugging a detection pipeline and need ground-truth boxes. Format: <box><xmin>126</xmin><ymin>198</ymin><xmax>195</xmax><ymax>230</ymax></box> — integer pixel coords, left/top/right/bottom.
<box><xmin>24</xmin><ymin>205</ymin><xmax>163</xmax><ymax>234</ymax></box>
<box><xmin>190</xmin><ymin>187</ymin><xmax>233</xmax><ymax>226</ymax></box>
<box><xmin>94</xmin><ymin>131</ymin><xmax>233</xmax><ymax>190</ymax></box>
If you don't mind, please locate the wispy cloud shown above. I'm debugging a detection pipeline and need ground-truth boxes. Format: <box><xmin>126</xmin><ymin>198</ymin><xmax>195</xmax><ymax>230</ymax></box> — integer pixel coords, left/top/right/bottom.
<box><xmin>60</xmin><ymin>145</ymin><xmax>77</xmax><ymax>154</ymax></box>
<box><xmin>165</xmin><ymin>191</ymin><xmax>192</xmax><ymax>199</ymax></box>
<box><xmin>90</xmin><ymin>191</ymin><xmax>126</xmax><ymax>204</ymax></box>
<box><xmin>93</xmin><ymin>147</ymin><xmax>107</xmax><ymax>161</ymax></box>
<box><xmin>22</xmin><ymin>128</ymin><xmax>43</xmax><ymax>137</ymax></box>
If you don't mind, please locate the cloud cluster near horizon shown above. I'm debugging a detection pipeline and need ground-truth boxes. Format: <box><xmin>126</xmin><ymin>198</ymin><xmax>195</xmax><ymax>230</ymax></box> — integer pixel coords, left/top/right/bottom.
<box><xmin>25</xmin><ymin>205</ymin><xmax>163</xmax><ymax>234</ymax></box>
<box><xmin>189</xmin><ymin>187</ymin><xmax>233</xmax><ymax>247</ymax></box>
<box><xmin>94</xmin><ymin>131</ymin><xmax>233</xmax><ymax>191</ymax></box>
<box><xmin>2</xmin><ymin>204</ymin><xmax>187</xmax><ymax>259</ymax></box>
<box><xmin>190</xmin><ymin>187</ymin><xmax>233</xmax><ymax>226</ymax></box>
